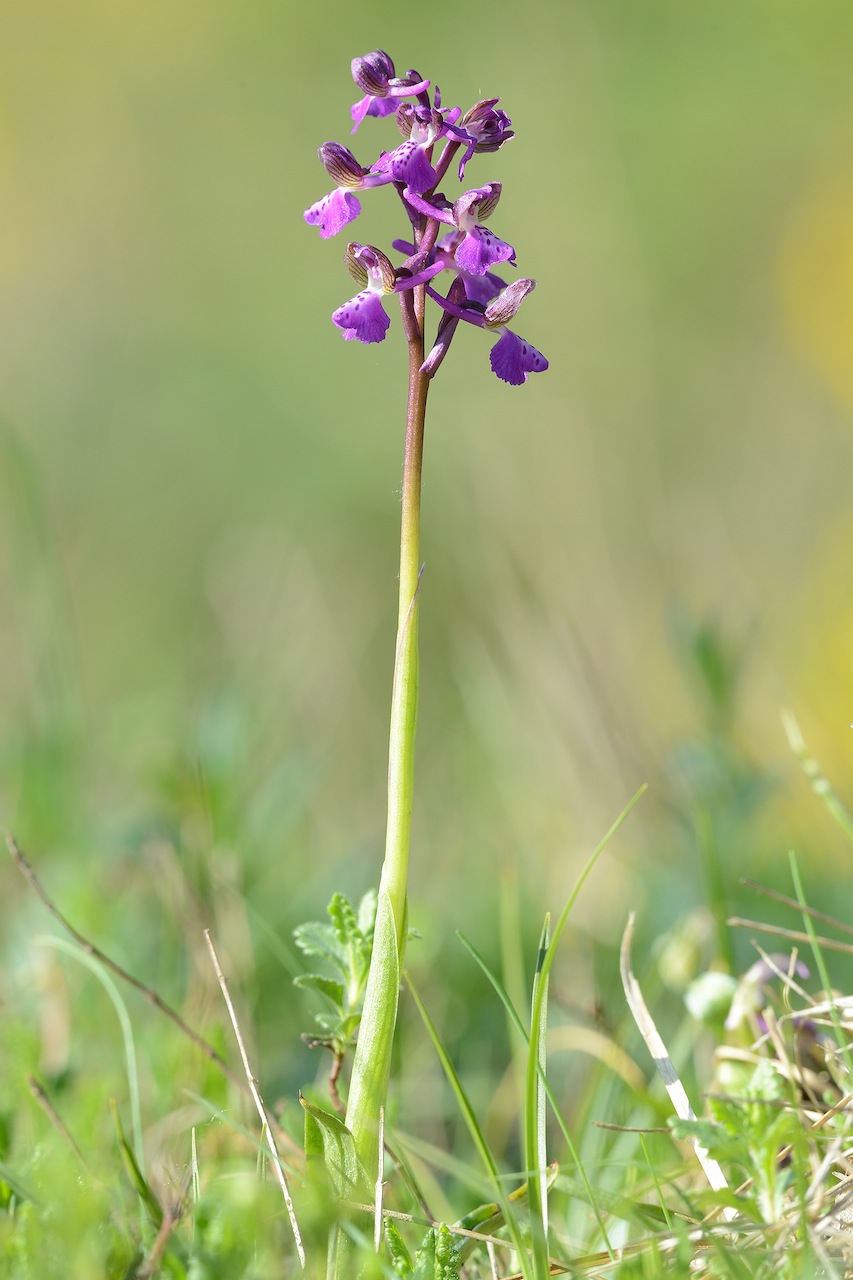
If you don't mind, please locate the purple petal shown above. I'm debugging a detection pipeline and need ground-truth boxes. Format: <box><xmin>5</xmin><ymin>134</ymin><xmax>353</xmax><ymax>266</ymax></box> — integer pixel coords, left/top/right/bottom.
<box><xmin>332</xmin><ymin>290</ymin><xmax>390</xmax><ymax>343</ymax></box>
<box><xmin>402</xmin><ymin>187</ymin><xmax>455</xmax><ymax>225</ymax></box>
<box><xmin>454</xmin><ymin>227</ymin><xmax>515</xmax><ymax>275</ymax></box>
<box><xmin>459</xmin><ymin>269</ymin><xmax>506</xmax><ymax>306</ymax></box>
<box><xmin>393</xmin><ymin>261</ymin><xmax>446</xmax><ymax>290</ymax></box>
<box><xmin>390</xmin><ymin>141</ymin><xmax>436</xmax><ymax>195</ymax></box>
<box><xmin>489</xmin><ymin>330</ymin><xmax>548</xmax><ymax>385</ymax></box>
<box><xmin>386</xmin><ymin>76</ymin><xmax>430</xmax><ymax>99</ymax></box>
<box><xmin>304</xmin><ymin>188</ymin><xmax>361</xmax><ymax>239</ymax></box>
<box><xmin>350</xmin><ymin>94</ymin><xmax>398</xmax><ymax>133</ymax></box>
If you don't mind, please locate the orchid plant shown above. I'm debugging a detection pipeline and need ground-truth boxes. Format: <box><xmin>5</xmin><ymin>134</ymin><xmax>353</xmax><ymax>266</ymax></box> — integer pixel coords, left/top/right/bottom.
<box><xmin>301</xmin><ymin>48</ymin><xmax>547</xmax><ymax>1269</ymax></box>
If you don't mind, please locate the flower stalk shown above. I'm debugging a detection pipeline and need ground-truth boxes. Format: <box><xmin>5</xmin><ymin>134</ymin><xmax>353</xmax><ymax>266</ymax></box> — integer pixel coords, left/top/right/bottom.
<box><xmin>303</xmin><ymin>44</ymin><xmax>547</xmax><ymax>1194</ymax></box>
<box><xmin>344</xmin><ymin>300</ymin><xmax>429</xmax><ymax>1177</ymax></box>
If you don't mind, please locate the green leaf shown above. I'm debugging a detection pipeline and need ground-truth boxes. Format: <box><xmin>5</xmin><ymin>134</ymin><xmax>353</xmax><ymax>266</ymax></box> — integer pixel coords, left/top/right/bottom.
<box><xmin>111</xmin><ymin>1098</ymin><xmax>163</xmax><ymax>1228</ymax></box>
<box><xmin>293</xmin><ymin>972</ymin><xmax>346</xmax><ymax>1007</ymax></box>
<box><xmin>434</xmin><ymin>1223</ymin><xmax>460</xmax><ymax>1280</ymax></box>
<box><xmin>299</xmin><ymin>1094</ymin><xmax>369</xmax><ymax>1202</ymax></box>
<box><xmin>357</xmin><ymin>889</ymin><xmax>378</xmax><ymax>940</ymax></box>
<box><xmin>329</xmin><ymin>892</ymin><xmax>359</xmax><ymax>948</ymax></box>
<box><xmin>384</xmin><ymin>1219</ymin><xmax>414</xmax><ymax>1276</ymax></box>
<box><xmin>525</xmin><ymin>914</ymin><xmax>551</xmax><ymax>1279</ymax></box>
<box><xmin>413</xmin><ymin>1228</ymin><xmax>436</xmax><ymax>1280</ymax></box>
<box><xmin>344</xmin><ymin>888</ymin><xmax>401</xmax><ymax>1179</ymax></box>
<box><xmin>405</xmin><ymin>973</ymin><xmax>534</xmax><ymax>1280</ymax></box>
<box><xmin>293</xmin><ymin>920</ymin><xmax>345</xmax><ymax>968</ymax></box>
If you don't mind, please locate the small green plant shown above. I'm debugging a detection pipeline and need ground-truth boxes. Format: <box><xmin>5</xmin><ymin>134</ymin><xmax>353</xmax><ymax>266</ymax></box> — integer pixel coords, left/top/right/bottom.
<box><xmin>294</xmin><ymin>890</ymin><xmax>377</xmax><ymax>1112</ymax></box>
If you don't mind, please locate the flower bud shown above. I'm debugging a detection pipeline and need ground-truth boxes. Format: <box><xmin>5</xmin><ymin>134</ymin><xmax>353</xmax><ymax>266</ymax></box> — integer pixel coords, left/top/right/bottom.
<box><xmin>318</xmin><ymin>142</ymin><xmax>367</xmax><ymax>190</ymax></box>
<box><xmin>483</xmin><ymin>278</ymin><xmax>536</xmax><ymax>328</ymax></box>
<box><xmin>461</xmin><ymin>98</ymin><xmax>514</xmax><ymax>153</ymax></box>
<box><xmin>343</xmin><ymin>243</ymin><xmax>397</xmax><ymax>293</ymax></box>
<box><xmin>455</xmin><ymin>183</ymin><xmax>502</xmax><ymax>228</ymax></box>
<box><xmin>395</xmin><ymin>103</ymin><xmax>415</xmax><ymax>139</ymax></box>
<box><xmin>351</xmin><ymin>49</ymin><xmax>396</xmax><ymax>97</ymax></box>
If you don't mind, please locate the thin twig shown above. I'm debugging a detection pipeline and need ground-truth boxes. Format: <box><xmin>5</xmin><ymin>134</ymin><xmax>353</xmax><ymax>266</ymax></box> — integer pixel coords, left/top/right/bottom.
<box><xmin>27</xmin><ymin>1074</ymin><xmax>95</xmax><ymax>1179</ymax></box>
<box><xmin>134</xmin><ymin>1173</ymin><xmax>192</xmax><ymax>1280</ymax></box>
<box><xmin>7</xmin><ymin>835</ymin><xmax>239</xmax><ymax>1089</ymax></box>
<box><xmin>203</xmin><ymin>929</ymin><xmax>305</xmax><ymax>1268</ymax></box>
<box><xmin>342</xmin><ymin>1201</ymin><xmax>519</xmax><ymax>1251</ymax></box>
<box><xmin>728</xmin><ymin>915</ymin><xmax>853</xmax><ymax>956</ymax></box>
<box><xmin>328</xmin><ymin>1051</ymin><xmax>345</xmax><ymax>1116</ymax></box>
<box><xmin>374</xmin><ymin>1106</ymin><xmax>384</xmax><ymax>1254</ymax></box>
<box><xmin>742</xmin><ymin>879</ymin><xmax>853</xmax><ymax>939</ymax></box>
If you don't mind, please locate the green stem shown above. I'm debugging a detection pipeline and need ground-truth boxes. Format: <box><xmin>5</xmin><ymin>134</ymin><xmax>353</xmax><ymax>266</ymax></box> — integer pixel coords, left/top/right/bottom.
<box><xmin>345</xmin><ymin>286</ymin><xmax>430</xmax><ymax>1180</ymax></box>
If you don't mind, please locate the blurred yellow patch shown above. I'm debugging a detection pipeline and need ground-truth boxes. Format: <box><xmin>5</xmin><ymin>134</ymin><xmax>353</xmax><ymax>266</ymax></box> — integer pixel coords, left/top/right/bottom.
<box><xmin>779</xmin><ymin>176</ymin><xmax>853</xmax><ymax>408</ymax></box>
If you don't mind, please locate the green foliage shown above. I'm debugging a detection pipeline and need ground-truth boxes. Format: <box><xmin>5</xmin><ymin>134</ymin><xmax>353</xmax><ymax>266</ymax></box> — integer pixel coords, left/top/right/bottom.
<box><xmin>300</xmin><ymin>1094</ymin><xmax>368</xmax><ymax>1202</ymax></box>
<box><xmin>294</xmin><ymin>890</ymin><xmax>377</xmax><ymax>1060</ymax></box>
<box><xmin>672</xmin><ymin>1059</ymin><xmax>801</xmax><ymax>1225</ymax></box>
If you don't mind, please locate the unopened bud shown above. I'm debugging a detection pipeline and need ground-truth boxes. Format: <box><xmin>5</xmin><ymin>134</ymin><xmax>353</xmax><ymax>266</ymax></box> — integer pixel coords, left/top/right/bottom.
<box><xmin>484</xmin><ymin>278</ymin><xmax>536</xmax><ymax>328</ymax></box>
<box><xmin>343</xmin><ymin>243</ymin><xmax>397</xmax><ymax>293</ymax></box>
<box><xmin>351</xmin><ymin>49</ymin><xmax>396</xmax><ymax>97</ymax></box>
<box><xmin>461</xmin><ymin>98</ymin><xmax>515</xmax><ymax>153</ymax></box>
<box><xmin>318</xmin><ymin>142</ymin><xmax>367</xmax><ymax>190</ymax></box>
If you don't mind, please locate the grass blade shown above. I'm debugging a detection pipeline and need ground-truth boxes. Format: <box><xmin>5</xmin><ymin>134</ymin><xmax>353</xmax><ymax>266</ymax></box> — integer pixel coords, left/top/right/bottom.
<box><xmin>782</xmin><ymin>711</ymin><xmax>853</xmax><ymax>843</ymax></box>
<box><xmin>457</xmin><ymin>930</ymin><xmax>614</xmax><ymax>1257</ymax></box>
<box><xmin>405</xmin><ymin>972</ymin><xmax>534</xmax><ymax>1280</ymax></box>
<box><xmin>37</xmin><ymin>934</ymin><xmax>143</xmax><ymax>1172</ymax></box>
<box><xmin>524</xmin><ymin>916</ymin><xmax>551</xmax><ymax>1279</ymax></box>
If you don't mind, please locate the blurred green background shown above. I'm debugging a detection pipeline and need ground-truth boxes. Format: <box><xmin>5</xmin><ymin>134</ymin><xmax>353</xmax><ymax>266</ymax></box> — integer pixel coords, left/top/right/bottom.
<box><xmin>2</xmin><ymin>0</ymin><xmax>853</xmax><ymax>1140</ymax></box>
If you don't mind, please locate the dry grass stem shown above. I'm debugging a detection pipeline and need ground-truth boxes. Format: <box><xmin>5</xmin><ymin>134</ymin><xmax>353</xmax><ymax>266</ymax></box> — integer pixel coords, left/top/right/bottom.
<box><xmin>203</xmin><ymin>928</ymin><xmax>306</xmax><ymax>1268</ymax></box>
<box><xmin>619</xmin><ymin>913</ymin><xmax>736</xmax><ymax>1218</ymax></box>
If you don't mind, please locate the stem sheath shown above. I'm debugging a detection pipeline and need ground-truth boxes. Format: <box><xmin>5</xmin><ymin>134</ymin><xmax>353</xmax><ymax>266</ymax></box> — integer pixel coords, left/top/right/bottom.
<box><xmin>345</xmin><ymin>286</ymin><xmax>430</xmax><ymax>1177</ymax></box>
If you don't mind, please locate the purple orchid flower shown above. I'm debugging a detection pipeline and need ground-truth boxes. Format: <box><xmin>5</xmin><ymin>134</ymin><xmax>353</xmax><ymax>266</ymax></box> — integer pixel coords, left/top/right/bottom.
<box><xmin>371</xmin><ymin>104</ymin><xmax>463</xmax><ymax>196</ymax></box>
<box><xmin>306</xmin><ymin>51</ymin><xmax>547</xmax><ymax>388</ymax></box>
<box><xmin>332</xmin><ymin>243</ymin><xmax>444</xmax><ymax>344</ymax></box>
<box><xmin>303</xmin><ymin>142</ymin><xmax>397</xmax><ymax>240</ymax></box>
<box><xmin>423</xmin><ymin>277</ymin><xmax>548</xmax><ymax>385</ymax></box>
<box><xmin>350</xmin><ymin>49</ymin><xmax>430</xmax><ymax>133</ymax></box>
<box><xmin>456</xmin><ymin>98</ymin><xmax>514</xmax><ymax>180</ymax></box>
<box><xmin>403</xmin><ymin>184</ymin><xmax>516</xmax><ymax>275</ymax></box>
<box><xmin>393</xmin><ymin>233</ymin><xmax>508</xmax><ymax>306</ymax></box>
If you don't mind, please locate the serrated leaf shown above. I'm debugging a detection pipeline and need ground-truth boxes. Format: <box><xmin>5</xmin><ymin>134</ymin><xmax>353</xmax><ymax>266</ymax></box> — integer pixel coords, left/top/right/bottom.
<box><xmin>293</xmin><ymin>972</ymin><xmax>345</xmax><ymax>1007</ymax></box>
<box><xmin>434</xmin><ymin>1223</ymin><xmax>459</xmax><ymax>1280</ymax></box>
<box><xmin>413</xmin><ymin>1228</ymin><xmax>436</xmax><ymax>1280</ymax></box>
<box><xmin>293</xmin><ymin>920</ymin><xmax>346</xmax><ymax>969</ymax></box>
<box><xmin>384</xmin><ymin>1219</ymin><xmax>414</xmax><ymax>1276</ymax></box>
<box><xmin>328</xmin><ymin>892</ymin><xmax>359</xmax><ymax>950</ymax></box>
<box><xmin>669</xmin><ymin>1117</ymin><xmax>745</xmax><ymax>1162</ymax></box>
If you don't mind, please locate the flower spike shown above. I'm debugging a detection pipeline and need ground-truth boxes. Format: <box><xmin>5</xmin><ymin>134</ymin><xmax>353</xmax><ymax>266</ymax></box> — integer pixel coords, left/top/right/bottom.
<box><xmin>305</xmin><ymin>50</ymin><xmax>547</xmax><ymax>386</ymax></box>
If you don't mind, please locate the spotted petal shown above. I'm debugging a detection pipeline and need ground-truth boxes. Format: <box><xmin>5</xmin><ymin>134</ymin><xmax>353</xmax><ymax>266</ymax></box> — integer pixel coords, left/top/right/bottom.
<box><xmin>332</xmin><ymin>290</ymin><xmax>391</xmax><ymax>343</ymax></box>
<box><xmin>304</xmin><ymin>189</ymin><xmax>362</xmax><ymax>239</ymax></box>
<box><xmin>455</xmin><ymin>226</ymin><xmax>515</xmax><ymax>276</ymax></box>
<box><xmin>489</xmin><ymin>330</ymin><xmax>548</xmax><ymax>385</ymax></box>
